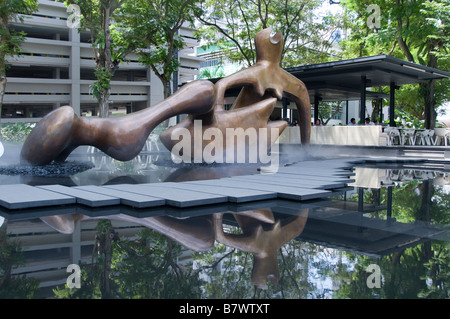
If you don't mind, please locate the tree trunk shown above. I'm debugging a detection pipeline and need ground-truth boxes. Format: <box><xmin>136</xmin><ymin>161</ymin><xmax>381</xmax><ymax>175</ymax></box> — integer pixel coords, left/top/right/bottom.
<box><xmin>0</xmin><ymin>76</ymin><xmax>5</xmax><ymax>123</ymax></box>
<box><xmin>395</xmin><ymin>2</ymin><xmax>415</xmax><ymax>63</ymax></box>
<box><xmin>371</xmin><ymin>87</ymin><xmax>383</xmax><ymax>122</ymax></box>
<box><xmin>99</xmin><ymin>93</ymin><xmax>110</xmax><ymax>118</ymax></box>
<box><xmin>424</xmin><ymin>53</ymin><xmax>438</xmax><ymax>129</ymax></box>
<box><xmin>0</xmin><ymin>16</ymin><xmax>9</xmax><ymax>124</ymax></box>
<box><xmin>163</xmin><ymin>78</ymin><xmax>171</xmax><ymax>99</ymax></box>
<box><xmin>158</xmin><ymin>78</ymin><xmax>172</xmax><ymax>127</ymax></box>
<box><xmin>423</xmin><ymin>80</ymin><xmax>436</xmax><ymax>129</ymax></box>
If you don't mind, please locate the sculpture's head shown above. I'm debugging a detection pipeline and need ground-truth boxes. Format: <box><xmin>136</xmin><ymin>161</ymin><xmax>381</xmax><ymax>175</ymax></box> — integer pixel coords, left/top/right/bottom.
<box><xmin>255</xmin><ymin>28</ymin><xmax>283</xmax><ymax>65</ymax></box>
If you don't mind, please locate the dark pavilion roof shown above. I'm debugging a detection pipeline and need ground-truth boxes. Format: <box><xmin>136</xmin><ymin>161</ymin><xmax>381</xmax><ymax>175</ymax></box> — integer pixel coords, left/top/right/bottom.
<box><xmin>285</xmin><ymin>54</ymin><xmax>450</xmax><ymax>101</ymax></box>
<box><xmin>208</xmin><ymin>54</ymin><xmax>450</xmax><ymax>102</ymax></box>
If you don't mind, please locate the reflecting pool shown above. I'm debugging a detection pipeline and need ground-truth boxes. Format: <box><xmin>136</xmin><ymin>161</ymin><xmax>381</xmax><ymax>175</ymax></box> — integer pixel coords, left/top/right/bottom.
<box><xmin>0</xmin><ymin>149</ymin><xmax>448</xmax><ymax>299</ymax></box>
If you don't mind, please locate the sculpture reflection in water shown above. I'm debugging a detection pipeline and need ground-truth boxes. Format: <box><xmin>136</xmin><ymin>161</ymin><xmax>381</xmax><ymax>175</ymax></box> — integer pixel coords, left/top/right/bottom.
<box><xmin>214</xmin><ymin>208</ymin><xmax>309</xmax><ymax>289</ymax></box>
<box><xmin>20</xmin><ymin>28</ymin><xmax>310</xmax><ymax>166</ymax></box>
<box><xmin>40</xmin><ymin>207</ymin><xmax>309</xmax><ymax>290</ymax></box>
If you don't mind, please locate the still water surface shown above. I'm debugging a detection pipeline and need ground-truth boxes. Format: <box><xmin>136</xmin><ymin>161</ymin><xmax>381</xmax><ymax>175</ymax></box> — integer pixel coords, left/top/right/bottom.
<box><xmin>0</xmin><ymin>151</ymin><xmax>449</xmax><ymax>299</ymax></box>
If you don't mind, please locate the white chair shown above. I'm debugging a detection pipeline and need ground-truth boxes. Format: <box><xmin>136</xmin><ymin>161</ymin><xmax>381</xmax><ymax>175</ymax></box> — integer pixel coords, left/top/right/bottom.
<box><xmin>416</xmin><ymin>129</ymin><xmax>436</xmax><ymax>146</ymax></box>
<box><xmin>445</xmin><ymin>130</ymin><xmax>450</xmax><ymax>146</ymax></box>
<box><xmin>434</xmin><ymin>128</ymin><xmax>447</xmax><ymax>146</ymax></box>
<box><xmin>427</xmin><ymin>130</ymin><xmax>437</xmax><ymax>145</ymax></box>
<box><xmin>145</xmin><ymin>134</ymin><xmax>160</xmax><ymax>152</ymax></box>
<box><xmin>385</xmin><ymin>127</ymin><xmax>401</xmax><ymax>146</ymax></box>
<box><xmin>400</xmin><ymin>129</ymin><xmax>416</xmax><ymax>145</ymax></box>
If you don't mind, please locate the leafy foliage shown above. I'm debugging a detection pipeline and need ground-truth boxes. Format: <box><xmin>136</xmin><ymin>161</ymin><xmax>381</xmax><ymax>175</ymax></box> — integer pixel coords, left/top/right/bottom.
<box><xmin>0</xmin><ymin>0</ymin><xmax>38</xmax><ymax>119</ymax></box>
<box><xmin>117</xmin><ymin>0</ymin><xmax>202</xmax><ymax>98</ymax></box>
<box><xmin>197</xmin><ymin>0</ymin><xmax>341</xmax><ymax>68</ymax></box>
<box><xmin>0</xmin><ymin>221</ymin><xmax>39</xmax><ymax>298</ymax></box>
<box><xmin>0</xmin><ymin>122</ymin><xmax>35</xmax><ymax>142</ymax></box>
<box><xmin>339</xmin><ymin>0</ymin><xmax>450</xmax><ymax>128</ymax></box>
<box><xmin>64</xmin><ymin>0</ymin><xmax>126</xmax><ymax>117</ymax></box>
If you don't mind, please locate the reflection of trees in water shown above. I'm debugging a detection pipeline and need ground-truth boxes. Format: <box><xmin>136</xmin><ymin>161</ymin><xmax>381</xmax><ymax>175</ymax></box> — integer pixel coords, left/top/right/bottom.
<box><xmin>54</xmin><ymin>220</ymin><xmax>203</xmax><ymax>299</ymax></box>
<box><xmin>192</xmin><ymin>236</ymin><xmax>320</xmax><ymax>298</ymax></box>
<box><xmin>327</xmin><ymin>179</ymin><xmax>450</xmax><ymax>299</ymax></box>
<box><xmin>327</xmin><ymin>241</ymin><xmax>450</xmax><ymax>299</ymax></box>
<box><xmin>52</xmin><ymin>216</ymin><xmax>448</xmax><ymax>298</ymax></box>
<box><xmin>0</xmin><ymin>221</ymin><xmax>39</xmax><ymax>298</ymax></box>
<box><xmin>51</xmin><ymin>178</ymin><xmax>450</xmax><ymax>299</ymax></box>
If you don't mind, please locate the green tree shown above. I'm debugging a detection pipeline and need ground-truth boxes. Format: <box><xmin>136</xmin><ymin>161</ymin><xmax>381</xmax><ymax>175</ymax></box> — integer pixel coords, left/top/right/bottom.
<box><xmin>318</xmin><ymin>100</ymin><xmax>342</xmax><ymax>125</ymax></box>
<box><xmin>53</xmin><ymin>224</ymin><xmax>202</xmax><ymax>299</ymax></box>
<box><xmin>197</xmin><ymin>0</ymin><xmax>340</xmax><ymax>68</ymax></box>
<box><xmin>0</xmin><ymin>0</ymin><xmax>38</xmax><ymax>122</ymax></box>
<box><xmin>65</xmin><ymin>0</ymin><xmax>128</xmax><ymax>118</ymax></box>
<box><xmin>0</xmin><ymin>220</ymin><xmax>39</xmax><ymax>298</ymax></box>
<box><xmin>340</xmin><ymin>0</ymin><xmax>450</xmax><ymax>129</ymax></box>
<box><xmin>118</xmin><ymin>0</ymin><xmax>202</xmax><ymax>99</ymax></box>
<box><xmin>197</xmin><ymin>65</ymin><xmax>226</xmax><ymax>79</ymax></box>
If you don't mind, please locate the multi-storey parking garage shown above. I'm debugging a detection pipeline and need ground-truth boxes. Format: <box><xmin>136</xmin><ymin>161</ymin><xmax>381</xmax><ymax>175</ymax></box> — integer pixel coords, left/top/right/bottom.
<box><xmin>3</xmin><ymin>0</ymin><xmax>202</xmax><ymax>122</ymax></box>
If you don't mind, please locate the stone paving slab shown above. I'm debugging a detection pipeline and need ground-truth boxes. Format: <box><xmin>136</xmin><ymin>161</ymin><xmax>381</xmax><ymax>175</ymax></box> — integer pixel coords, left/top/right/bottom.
<box><xmin>0</xmin><ymin>184</ymin><xmax>76</xmax><ymax>210</ymax></box>
<box><xmin>190</xmin><ymin>178</ymin><xmax>331</xmax><ymax>201</ymax></box>
<box><xmin>276</xmin><ymin>167</ymin><xmax>354</xmax><ymax>178</ymax></box>
<box><xmin>228</xmin><ymin>174</ymin><xmax>348</xmax><ymax>189</ymax></box>
<box><xmin>173</xmin><ymin>182</ymin><xmax>278</xmax><ymax>203</ymax></box>
<box><xmin>37</xmin><ymin>185</ymin><xmax>120</xmax><ymax>207</ymax></box>
<box><xmin>104</xmin><ymin>183</ymin><xmax>229</xmax><ymax>208</ymax></box>
<box><xmin>75</xmin><ymin>185</ymin><xmax>166</xmax><ymax>208</ymax></box>
<box><xmin>274</xmin><ymin>170</ymin><xmax>354</xmax><ymax>179</ymax></box>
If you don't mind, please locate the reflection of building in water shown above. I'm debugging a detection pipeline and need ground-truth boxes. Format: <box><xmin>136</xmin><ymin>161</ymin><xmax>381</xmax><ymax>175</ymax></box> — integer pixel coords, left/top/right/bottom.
<box><xmin>6</xmin><ymin>218</ymin><xmax>145</xmax><ymax>297</ymax></box>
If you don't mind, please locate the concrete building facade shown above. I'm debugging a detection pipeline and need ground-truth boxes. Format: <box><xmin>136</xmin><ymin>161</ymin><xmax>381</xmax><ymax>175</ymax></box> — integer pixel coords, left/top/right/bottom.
<box><xmin>3</xmin><ymin>0</ymin><xmax>202</xmax><ymax>122</ymax></box>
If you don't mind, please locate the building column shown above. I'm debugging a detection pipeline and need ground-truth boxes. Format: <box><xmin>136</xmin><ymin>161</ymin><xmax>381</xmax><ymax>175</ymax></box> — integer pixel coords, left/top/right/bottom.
<box><xmin>71</xmin><ymin>219</ymin><xmax>81</xmax><ymax>265</ymax></box>
<box><xmin>314</xmin><ymin>95</ymin><xmax>321</xmax><ymax>125</ymax></box>
<box><xmin>389</xmin><ymin>82</ymin><xmax>399</xmax><ymax>126</ymax></box>
<box><xmin>282</xmin><ymin>97</ymin><xmax>288</xmax><ymax>120</ymax></box>
<box><xmin>379</xmin><ymin>97</ymin><xmax>383</xmax><ymax>123</ymax></box>
<box><xmin>360</xmin><ymin>75</ymin><xmax>367</xmax><ymax>125</ymax></box>
<box><xmin>69</xmin><ymin>28</ymin><xmax>81</xmax><ymax>116</ymax></box>
<box><xmin>345</xmin><ymin>100</ymin><xmax>349</xmax><ymax>125</ymax></box>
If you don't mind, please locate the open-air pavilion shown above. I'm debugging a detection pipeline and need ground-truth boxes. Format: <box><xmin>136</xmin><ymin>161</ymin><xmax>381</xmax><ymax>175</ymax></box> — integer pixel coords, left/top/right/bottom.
<box><xmin>285</xmin><ymin>54</ymin><xmax>450</xmax><ymax>126</ymax></box>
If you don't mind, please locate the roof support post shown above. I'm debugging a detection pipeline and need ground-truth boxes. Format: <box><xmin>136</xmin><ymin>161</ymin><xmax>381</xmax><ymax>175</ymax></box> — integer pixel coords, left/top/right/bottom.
<box><xmin>314</xmin><ymin>95</ymin><xmax>321</xmax><ymax>125</ymax></box>
<box><xmin>389</xmin><ymin>82</ymin><xmax>399</xmax><ymax>126</ymax></box>
<box><xmin>379</xmin><ymin>97</ymin><xmax>383</xmax><ymax>123</ymax></box>
<box><xmin>282</xmin><ymin>97</ymin><xmax>288</xmax><ymax>120</ymax></box>
<box><xmin>345</xmin><ymin>100</ymin><xmax>349</xmax><ymax>125</ymax></box>
<box><xmin>360</xmin><ymin>76</ymin><xmax>367</xmax><ymax>124</ymax></box>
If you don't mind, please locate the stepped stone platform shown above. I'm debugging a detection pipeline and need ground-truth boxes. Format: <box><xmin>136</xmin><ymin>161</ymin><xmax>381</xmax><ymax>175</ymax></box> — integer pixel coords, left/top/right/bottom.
<box><xmin>0</xmin><ymin>158</ymin><xmax>361</xmax><ymax>211</ymax></box>
<box><xmin>0</xmin><ymin>156</ymin><xmax>431</xmax><ymax>212</ymax></box>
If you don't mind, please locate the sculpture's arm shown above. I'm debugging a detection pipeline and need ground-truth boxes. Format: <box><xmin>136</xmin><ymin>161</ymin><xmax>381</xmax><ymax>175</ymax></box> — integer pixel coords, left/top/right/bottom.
<box><xmin>281</xmin><ymin>72</ymin><xmax>311</xmax><ymax>145</ymax></box>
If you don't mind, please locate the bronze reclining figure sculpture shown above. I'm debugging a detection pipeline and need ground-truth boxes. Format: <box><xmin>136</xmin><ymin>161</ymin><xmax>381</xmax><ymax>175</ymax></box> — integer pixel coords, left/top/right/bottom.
<box><xmin>20</xmin><ymin>28</ymin><xmax>310</xmax><ymax>166</ymax></box>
